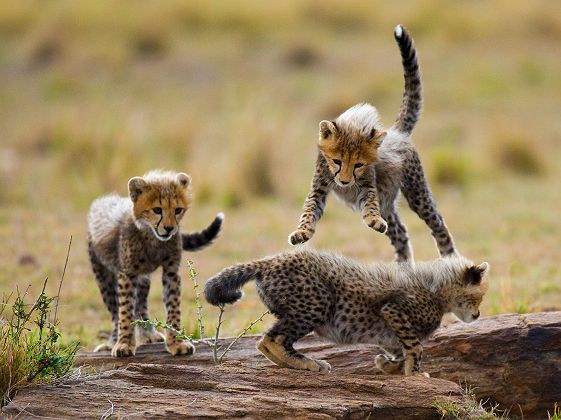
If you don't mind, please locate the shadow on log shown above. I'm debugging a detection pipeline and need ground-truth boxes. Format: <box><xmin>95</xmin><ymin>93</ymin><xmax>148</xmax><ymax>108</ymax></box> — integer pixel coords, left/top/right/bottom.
<box><xmin>3</xmin><ymin>312</ymin><xmax>560</xmax><ymax>418</ymax></box>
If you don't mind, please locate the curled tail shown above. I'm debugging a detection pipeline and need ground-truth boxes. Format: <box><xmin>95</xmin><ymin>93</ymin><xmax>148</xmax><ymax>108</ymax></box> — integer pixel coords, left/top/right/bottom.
<box><xmin>393</xmin><ymin>24</ymin><xmax>423</xmax><ymax>135</ymax></box>
<box><xmin>182</xmin><ymin>213</ymin><xmax>224</xmax><ymax>251</ymax></box>
<box><xmin>204</xmin><ymin>262</ymin><xmax>262</xmax><ymax>306</ymax></box>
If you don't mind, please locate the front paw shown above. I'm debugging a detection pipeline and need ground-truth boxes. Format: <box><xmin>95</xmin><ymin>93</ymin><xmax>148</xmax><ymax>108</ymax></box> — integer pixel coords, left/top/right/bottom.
<box><xmin>363</xmin><ymin>214</ymin><xmax>387</xmax><ymax>234</ymax></box>
<box><xmin>288</xmin><ymin>229</ymin><xmax>314</xmax><ymax>245</ymax></box>
<box><xmin>166</xmin><ymin>340</ymin><xmax>195</xmax><ymax>356</ymax></box>
<box><xmin>375</xmin><ymin>354</ymin><xmax>388</xmax><ymax>370</ymax></box>
<box><xmin>137</xmin><ymin>328</ymin><xmax>165</xmax><ymax>345</ymax></box>
<box><xmin>111</xmin><ymin>340</ymin><xmax>136</xmax><ymax>357</ymax></box>
<box><xmin>375</xmin><ymin>354</ymin><xmax>402</xmax><ymax>374</ymax></box>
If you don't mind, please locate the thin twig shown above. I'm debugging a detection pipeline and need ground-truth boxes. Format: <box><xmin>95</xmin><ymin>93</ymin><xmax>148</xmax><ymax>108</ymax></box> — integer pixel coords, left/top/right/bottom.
<box><xmin>218</xmin><ymin>310</ymin><xmax>269</xmax><ymax>363</ymax></box>
<box><xmin>100</xmin><ymin>399</ymin><xmax>114</xmax><ymax>420</ymax></box>
<box><xmin>12</xmin><ymin>402</ymin><xmax>30</xmax><ymax>420</ymax></box>
<box><xmin>213</xmin><ymin>305</ymin><xmax>225</xmax><ymax>363</ymax></box>
<box><xmin>187</xmin><ymin>260</ymin><xmax>204</xmax><ymax>341</ymax></box>
<box><xmin>54</xmin><ymin>236</ymin><xmax>72</xmax><ymax>324</ymax></box>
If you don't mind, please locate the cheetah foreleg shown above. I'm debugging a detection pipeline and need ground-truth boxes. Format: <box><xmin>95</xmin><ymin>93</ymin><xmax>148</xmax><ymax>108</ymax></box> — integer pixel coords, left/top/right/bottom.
<box><xmin>112</xmin><ymin>272</ymin><xmax>137</xmax><ymax>357</ymax></box>
<box><xmin>380</xmin><ymin>303</ymin><xmax>426</xmax><ymax>377</ymax></box>
<box><xmin>162</xmin><ymin>269</ymin><xmax>194</xmax><ymax>356</ymax></box>
<box><xmin>358</xmin><ymin>181</ymin><xmax>387</xmax><ymax>234</ymax></box>
<box><xmin>289</xmin><ymin>172</ymin><xmax>329</xmax><ymax>245</ymax></box>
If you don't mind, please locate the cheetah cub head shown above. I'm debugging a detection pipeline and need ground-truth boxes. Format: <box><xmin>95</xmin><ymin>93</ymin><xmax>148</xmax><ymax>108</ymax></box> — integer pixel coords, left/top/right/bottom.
<box><xmin>452</xmin><ymin>262</ymin><xmax>490</xmax><ymax>322</ymax></box>
<box><xmin>318</xmin><ymin>103</ymin><xmax>387</xmax><ymax>188</ymax></box>
<box><xmin>128</xmin><ymin>170</ymin><xmax>192</xmax><ymax>241</ymax></box>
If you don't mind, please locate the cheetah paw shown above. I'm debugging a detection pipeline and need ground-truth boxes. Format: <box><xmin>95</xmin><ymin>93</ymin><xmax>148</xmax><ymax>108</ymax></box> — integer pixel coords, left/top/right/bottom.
<box><xmin>412</xmin><ymin>371</ymin><xmax>430</xmax><ymax>378</ymax></box>
<box><xmin>111</xmin><ymin>341</ymin><xmax>136</xmax><ymax>357</ymax></box>
<box><xmin>300</xmin><ymin>358</ymin><xmax>331</xmax><ymax>373</ymax></box>
<box><xmin>375</xmin><ymin>354</ymin><xmax>388</xmax><ymax>370</ymax></box>
<box><xmin>375</xmin><ymin>354</ymin><xmax>402</xmax><ymax>374</ymax></box>
<box><xmin>166</xmin><ymin>340</ymin><xmax>195</xmax><ymax>356</ymax></box>
<box><xmin>93</xmin><ymin>342</ymin><xmax>113</xmax><ymax>353</ymax></box>
<box><xmin>288</xmin><ymin>229</ymin><xmax>314</xmax><ymax>245</ymax></box>
<box><xmin>138</xmin><ymin>328</ymin><xmax>165</xmax><ymax>344</ymax></box>
<box><xmin>314</xmin><ymin>359</ymin><xmax>332</xmax><ymax>373</ymax></box>
<box><xmin>363</xmin><ymin>215</ymin><xmax>387</xmax><ymax>234</ymax></box>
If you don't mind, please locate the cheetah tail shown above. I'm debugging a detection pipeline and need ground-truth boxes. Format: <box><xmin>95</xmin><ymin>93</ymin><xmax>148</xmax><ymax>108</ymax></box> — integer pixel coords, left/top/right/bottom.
<box><xmin>204</xmin><ymin>262</ymin><xmax>262</xmax><ymax>306</ymax></box>
<box><xmin>392</xmin><ymin>24</ymin><xmax>423</xmax><ymax>135</ymax></box>
<box><xmin>182</xmin><ymin>213</ymin><xmax>224</xmax><ymax>251</ymax></box>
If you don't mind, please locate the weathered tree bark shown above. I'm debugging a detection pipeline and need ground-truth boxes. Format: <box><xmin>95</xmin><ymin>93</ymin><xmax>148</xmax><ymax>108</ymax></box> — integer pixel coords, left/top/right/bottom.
<box><xmin>3</xmin><ymin>312</ymin><xmax>560</xmax><ymax>419</ymax></box>
<box><xmin>425</xmin><ymin>311</ymin><xmax>561</xmax><ymax>416</ymax></box>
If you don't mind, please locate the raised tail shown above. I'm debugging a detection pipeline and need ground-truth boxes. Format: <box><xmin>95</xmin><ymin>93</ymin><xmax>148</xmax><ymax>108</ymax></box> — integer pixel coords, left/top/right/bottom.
<box><xmin>392</xmin><ymin>24</ymin><xmax>423</xmax><ymax>135</ymax></box>
<box><xmin>204</xmin><ymin>261</ymin><xmax>262</xmax><ymax>306</ymax></box>
<box><xmin>182</xmin><ymin>213</ymin><xmax>224</xmax><ymax>251</ymax></box>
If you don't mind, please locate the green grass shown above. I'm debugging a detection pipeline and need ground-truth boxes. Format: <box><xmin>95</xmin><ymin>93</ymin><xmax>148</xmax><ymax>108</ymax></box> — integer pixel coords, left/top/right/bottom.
<box><xmin>1</xmin><ymin>280</ymin><xmax>79</xmax><ymax>406</ymax></box>
<box><xmin>0</xmin><ymin>0</ymin><xmax>560</xmax><ymax>350</ymax></box>
<box><xmin>433</xmin><ymin>386</ymin><xmax>511</xmax><ymax>419</ymax></box>
<box><xmin>548</xmin><ymin>403</ymin><xmax>561</xmax><ymax>420</ymax></box>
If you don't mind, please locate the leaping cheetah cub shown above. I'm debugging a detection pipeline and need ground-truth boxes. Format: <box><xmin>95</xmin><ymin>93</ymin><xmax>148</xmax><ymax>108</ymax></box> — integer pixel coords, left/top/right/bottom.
<box><xmin>88</xmin><ymin>170</ymin><xmax>223</xmax><ymax>357</ymax></box>
<box><xmin>289</xmin><ymin>25</ymin><xmax>456</xmax><ymax>262</ymax></box>
<box><xmin>205</xmin><ymin>249</ymin><xmax>488</xmax><ymax>376</ymax></box>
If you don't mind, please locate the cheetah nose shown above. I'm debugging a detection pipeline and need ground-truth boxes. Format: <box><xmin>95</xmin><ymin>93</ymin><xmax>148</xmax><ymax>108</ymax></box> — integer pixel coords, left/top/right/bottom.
<box><xmin>340</xmin><ymin>180</ymin><xmax>350</xmax><ymax>185</ymax></box>
<box><xmin>473</xmin><ymin>311</ymin><xmax>480</xmax><ymax>319</ymax></box>
<box><xmin>163</xmin><ymin>226</ymin><xmax>174</xmax><ymax>233</ymax></box>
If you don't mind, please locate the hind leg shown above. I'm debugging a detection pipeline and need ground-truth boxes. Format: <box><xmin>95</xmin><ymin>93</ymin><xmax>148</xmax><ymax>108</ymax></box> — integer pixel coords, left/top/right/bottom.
<box><xmin>383</xmin><ymin>207</ymin><xmax>414</xmax><ymax>262</ymax></box>
<box><xmin>256</xmin><ymin>337</ymin><xmax>290</xmax><ymax>368</ymax></box>
<box><xmin>401</xmin><ymin>152</ymin><xmax>456</xmax><ymax>257</ymax></box>
<box><xmin>257</xmin><ymin>318</ymin><xmax>331</xmax><ymax>373</ymax></box>
<box><xmin>134</xmin><ymin>275</ymin><xmax>164</xmax><ymax>345</ymax></box>
<box><xmin>89</xmin><ymin>243</ymin><xmax>118</xmax><ymax>352</ymax></box>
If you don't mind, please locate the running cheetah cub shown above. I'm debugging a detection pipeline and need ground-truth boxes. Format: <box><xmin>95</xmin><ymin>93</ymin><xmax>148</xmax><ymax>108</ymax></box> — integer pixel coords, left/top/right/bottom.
<box><xmin>205</xmin><ymin>249</ymin><xmax>488</xmax><ymax>376</ymax></box>
<box><xmin>88</xmin><ymin>170</ymin><xmax>224</xmax><ymax>357</ymax></box>
<box><xmin>289</xmin><ymin>25</ymin><xmax>456</xmax><ymax>262</ymax></box>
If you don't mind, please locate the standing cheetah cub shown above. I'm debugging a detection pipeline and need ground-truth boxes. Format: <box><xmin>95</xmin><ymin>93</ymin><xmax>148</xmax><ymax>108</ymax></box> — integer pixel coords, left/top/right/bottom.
<box><xmin>88</xmin><ymin>170</ymin><xmax>224</xmax><ymax>357</ymax></box>
<box><xmin>205</xmin><ymin>249</ymin><xmax>488</xmax><ymax>376</ymax></box>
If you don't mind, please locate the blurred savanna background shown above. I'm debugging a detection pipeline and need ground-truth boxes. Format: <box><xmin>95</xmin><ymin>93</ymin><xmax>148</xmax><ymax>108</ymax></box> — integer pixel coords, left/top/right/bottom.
<box><xmin>1</xmin><ymin>0</ymin><xmax>560</xmax><ymax>348</ymax></box>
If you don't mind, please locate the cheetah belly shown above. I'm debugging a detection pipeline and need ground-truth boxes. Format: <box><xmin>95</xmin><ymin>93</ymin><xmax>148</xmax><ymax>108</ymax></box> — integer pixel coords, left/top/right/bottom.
<box><xmin>332</xmin><ymin>185</ymin><xmax>361</xmax><ymax>213</ymax></box>
<box><xmin>315</xmin><ymin>319</ymin><xmax>398</xmax><ymax>348</ymax></box>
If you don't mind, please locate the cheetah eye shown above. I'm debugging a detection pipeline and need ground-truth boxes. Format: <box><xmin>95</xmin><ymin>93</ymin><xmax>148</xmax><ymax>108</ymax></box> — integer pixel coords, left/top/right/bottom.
<box><xmin>152</xmin><ymin>207</ymin><xmax>162</xmax><ymax>215</ymax></box>
<box><xmin>332</xmin><ymin>159</ymin><xmax>342</xmax><ymax>166</ymax></box>
<box><xmin>354</xmin><ymin>163</ymin><xmax>364</xmax><ymax>169</ymax></box>
<box><xmin>175</xmin><ymin>208</ymin><xmax>184</xmax><ymax>215</ymax></box>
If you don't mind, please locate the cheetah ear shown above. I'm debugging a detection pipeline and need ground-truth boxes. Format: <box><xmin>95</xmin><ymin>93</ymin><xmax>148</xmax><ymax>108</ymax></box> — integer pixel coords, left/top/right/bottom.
<box><xmin>319</xmin><ymin>120</ymin><xmax>338</xmax><ymax>142</ymax></box>
<box><xmin>128</xmin><ymin>177</ymin><xmax>147</xmax><ymax>202</ymax></box>
<box><xmin>464</xmin><ymin>262</ymin><xmax>489</xmax><ymax>286</ymax></box>
<box><xmin>368</xmin><ymin>129</ymin><xmax>386</xmax><ymax>148</ymax></box>
<box><xmin>176</xmin><ymin>173</ymin><xmax>192</xmax><ymax>189</ymax></box>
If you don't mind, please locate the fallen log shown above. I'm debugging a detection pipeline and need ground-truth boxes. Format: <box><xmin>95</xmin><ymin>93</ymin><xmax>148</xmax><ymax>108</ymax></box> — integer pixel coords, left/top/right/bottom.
<box><xmin>2</xmin><ymin>312</ymin><xmax>560</xmax><ymax>418</ymax></box>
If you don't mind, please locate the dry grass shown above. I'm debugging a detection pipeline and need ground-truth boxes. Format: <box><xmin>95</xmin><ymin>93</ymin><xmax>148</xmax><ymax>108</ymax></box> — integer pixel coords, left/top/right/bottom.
<box><xmin>1</xmin><ymin>0</ymin><xmax>561</xmax><ymax>348</ymax></box>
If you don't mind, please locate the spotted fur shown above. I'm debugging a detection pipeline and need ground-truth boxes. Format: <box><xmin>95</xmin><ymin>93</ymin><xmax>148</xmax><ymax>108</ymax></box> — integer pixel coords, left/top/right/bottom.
<box><xmin>205</xmin><ymin>249</ymin><xmax>489</xmax><ymax>375</ymax></box>
<box><xmin>88</xmin><ymin>170</ymin><xmax>222</xmax><ymax>357</ymax></box>
<box><xmin>289</xmin><ymin>25</ymin><xmax>455</xmax><ymax>261</ymax></box>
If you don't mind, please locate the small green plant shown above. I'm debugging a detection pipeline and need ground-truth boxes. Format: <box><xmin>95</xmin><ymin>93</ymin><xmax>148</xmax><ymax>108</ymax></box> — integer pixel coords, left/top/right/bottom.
<box><xmin>0</xmin><ymin>237</ymin><xmax>79</xmax><ymax>407</ymax></box>
<box><xmin>0</xmin><ymin>283</ymin><xmax>79</xmax><ymax>406</ymax></box>
<box><xmin>548</xmin><ymin>402</ymin><xmax>561</xmax><ymax>420</ymax></box>
<box><xmin>134</xmin><ymin>260</ymin><xmax>269</xmax><ymax>364</ymax></box>
<box><xmin>433</xmin><ymin>387</ymin><xmax>508</xmax><ymax>419</ymax></box>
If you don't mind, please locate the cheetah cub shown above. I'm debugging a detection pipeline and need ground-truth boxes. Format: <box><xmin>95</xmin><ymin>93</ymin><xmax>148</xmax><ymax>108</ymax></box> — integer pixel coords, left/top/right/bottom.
<box><xmin>205</xmin><ymin>249</ymin><xmax>488</xmax><ymax>376</ymax></box>
<box><xmin>88</xmin><ymin>170</ymin><xmax>224</xmax><ymax>357</ymax></box>
<box><xmin>289</xmin><ymin>25</ymin><xmax>456</xmax><ymax>262</ymax></box>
